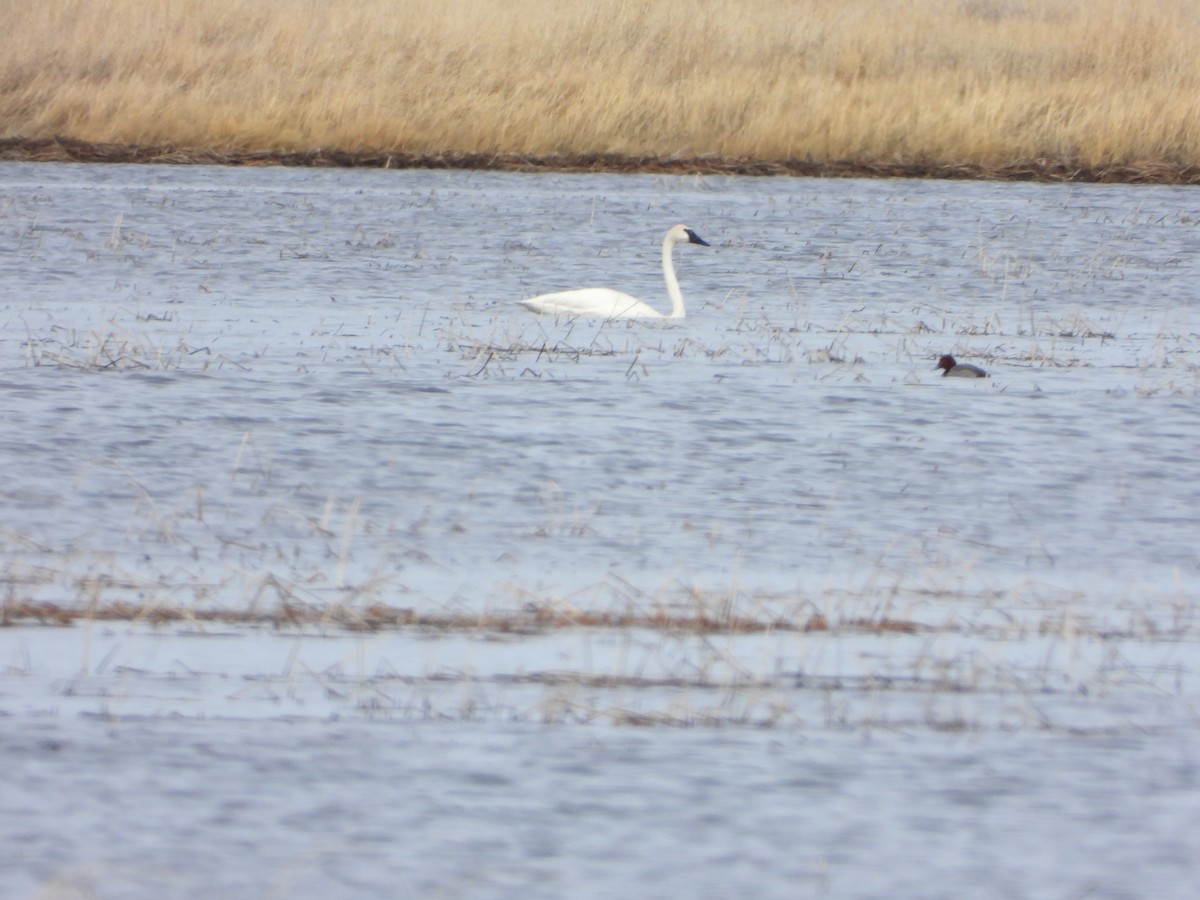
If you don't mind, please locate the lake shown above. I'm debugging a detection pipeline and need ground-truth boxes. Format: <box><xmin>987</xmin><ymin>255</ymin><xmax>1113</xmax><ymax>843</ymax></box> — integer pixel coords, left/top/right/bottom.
<box><xmin>1</xmin><ymin>161</ymin><xmax>1198</xmax><ymax>897</ymax></box>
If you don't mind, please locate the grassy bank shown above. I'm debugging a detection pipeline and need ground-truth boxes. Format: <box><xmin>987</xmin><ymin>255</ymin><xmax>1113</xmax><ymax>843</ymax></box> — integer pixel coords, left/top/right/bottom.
<box><xmin>3</xmin><ymin>0</ymin><xmax>1199</xmax><ymax>179</ymax></box>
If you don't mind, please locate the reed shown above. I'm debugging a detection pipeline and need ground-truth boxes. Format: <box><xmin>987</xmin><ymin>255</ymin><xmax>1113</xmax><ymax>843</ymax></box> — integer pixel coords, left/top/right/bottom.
<box><xmin>3</xmin><ymin>0</ymin><xmax>1198</xmax><ymax>169</ymax></box>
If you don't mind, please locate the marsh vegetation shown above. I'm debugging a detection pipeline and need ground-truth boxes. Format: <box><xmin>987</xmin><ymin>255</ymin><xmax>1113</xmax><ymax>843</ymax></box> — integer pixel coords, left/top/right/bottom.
<box><xmin>3</xmin><ymin>0</ymin><xmax>1199</xmax><ymax>180</ymax></box>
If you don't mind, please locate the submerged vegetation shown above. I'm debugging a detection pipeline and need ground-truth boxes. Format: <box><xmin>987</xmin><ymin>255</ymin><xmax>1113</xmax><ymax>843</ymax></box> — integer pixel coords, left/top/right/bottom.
<box><xmin>2</xmin><ymin>0</ymin><xmax>1199</xmax><ymax>180</ymax></box>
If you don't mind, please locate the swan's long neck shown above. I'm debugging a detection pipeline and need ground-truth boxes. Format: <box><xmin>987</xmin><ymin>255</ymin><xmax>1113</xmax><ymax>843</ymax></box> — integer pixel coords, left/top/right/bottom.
<box><xmin>660</xmin><ymin>235</ymin><xmax>685</xmax><ymax>319</ymax></box>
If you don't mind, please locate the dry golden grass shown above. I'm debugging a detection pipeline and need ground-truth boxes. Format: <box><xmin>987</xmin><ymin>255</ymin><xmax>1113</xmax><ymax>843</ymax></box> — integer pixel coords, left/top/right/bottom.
<box><xmin>2</xmin><ymin>0</ymin><xmax>1199</xmax><ymax>168</ymax></box>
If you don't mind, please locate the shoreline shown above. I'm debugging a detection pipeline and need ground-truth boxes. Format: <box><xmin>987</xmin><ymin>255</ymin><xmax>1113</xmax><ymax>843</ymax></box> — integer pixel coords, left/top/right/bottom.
<box><xmin>0</xmin><ymin>598</ymin><xmax>849</xmax><ymax>635</ymax></box>
<box><xmin>3</xmin><ymin>137</ymin><xmax>1198</xmax><ymax>185</ymax></box>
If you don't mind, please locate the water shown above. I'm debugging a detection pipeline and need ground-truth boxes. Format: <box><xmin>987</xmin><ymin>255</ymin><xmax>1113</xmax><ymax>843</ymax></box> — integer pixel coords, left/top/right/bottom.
<box><xmin>6</xmin><ymin>715</ymin><xmax>1198</xmax><ymax>899</ymax></box>
<box><xmin>3</xmin><ymin>163</ymin><xmax>1198</xmax><ymax>613</ymax></box>
<box><xmin>1</xmin><ymin>162</ymin><xmax>1199</xmax><ymax>897</ymax></box>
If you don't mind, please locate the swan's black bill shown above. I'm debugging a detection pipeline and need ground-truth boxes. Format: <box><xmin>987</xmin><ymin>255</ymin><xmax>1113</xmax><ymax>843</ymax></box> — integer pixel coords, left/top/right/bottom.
<box><xmin>685</xmin><ymin>228</ymin><xmax>710</xmax><ymax>247</ymax></box>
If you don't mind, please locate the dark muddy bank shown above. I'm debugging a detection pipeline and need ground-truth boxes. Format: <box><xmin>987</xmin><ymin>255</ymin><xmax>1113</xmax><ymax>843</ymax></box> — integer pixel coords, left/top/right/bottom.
<box><xmin>3</xmin><ymin>136</ymin><xmax>1198</xmax><ymax>184</ymax></box>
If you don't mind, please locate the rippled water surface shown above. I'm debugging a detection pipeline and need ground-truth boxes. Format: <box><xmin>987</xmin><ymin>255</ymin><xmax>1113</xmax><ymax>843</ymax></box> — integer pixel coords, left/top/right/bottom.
<box><xmin>2</xmin><ymin>162</ymin><xmax>1199</xmax><ymax>897</ymax></box>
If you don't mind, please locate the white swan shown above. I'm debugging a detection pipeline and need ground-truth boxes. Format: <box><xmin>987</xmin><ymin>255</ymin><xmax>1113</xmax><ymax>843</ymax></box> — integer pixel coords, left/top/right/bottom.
<box><xmin>518</xmin><ymin>224</ymin><xmax>710</xmax><ymax>320</ymax></box>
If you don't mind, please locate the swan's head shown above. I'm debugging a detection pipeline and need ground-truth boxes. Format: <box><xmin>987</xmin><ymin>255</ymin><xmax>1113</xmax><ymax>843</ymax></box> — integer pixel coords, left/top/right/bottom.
<box><xmin>667</xmin><ymin>224</ymin><xmax>710</xmax><ymax>247</ymax></box>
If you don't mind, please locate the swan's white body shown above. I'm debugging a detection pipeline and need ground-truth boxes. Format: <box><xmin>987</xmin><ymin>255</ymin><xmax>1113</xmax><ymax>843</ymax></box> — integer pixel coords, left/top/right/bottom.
<box><xmin>518</xmin><ymin>224</ymin><xmax>709</xmax><ymax>320</ymax></box>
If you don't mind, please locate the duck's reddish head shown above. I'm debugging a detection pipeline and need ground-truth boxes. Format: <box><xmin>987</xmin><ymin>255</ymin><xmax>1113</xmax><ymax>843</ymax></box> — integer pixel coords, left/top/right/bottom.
<box><xmin>935</xmin><ymin>354</ymin><xmax>988</xmax><ymax>378</ymax></box>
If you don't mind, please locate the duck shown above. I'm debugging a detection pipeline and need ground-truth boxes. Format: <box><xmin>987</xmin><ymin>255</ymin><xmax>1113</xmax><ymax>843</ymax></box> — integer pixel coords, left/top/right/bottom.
<box><xmin>935</xmin><ymin>354</ymin><xmax>988</xmax><ymax>378</ymax></box>
<box><xmin>517</xmin><ymin>224</ymin><xmax>710</xmax><ymax>320</ymax></box>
